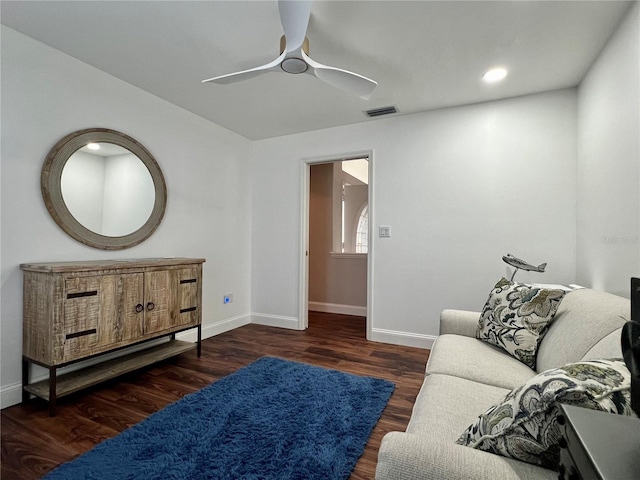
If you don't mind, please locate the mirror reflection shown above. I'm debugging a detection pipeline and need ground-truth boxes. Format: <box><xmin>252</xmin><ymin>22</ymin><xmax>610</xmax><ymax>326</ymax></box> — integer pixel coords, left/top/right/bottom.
<box><xmin>61</xmin><ymin>142</ymin><xmax>155</xmax><ymax>237</ymax></box>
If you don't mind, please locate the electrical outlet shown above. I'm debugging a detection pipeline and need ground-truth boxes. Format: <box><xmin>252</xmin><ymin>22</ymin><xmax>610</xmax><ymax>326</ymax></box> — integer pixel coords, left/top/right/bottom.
<box><xmin>223</xmin><ymin>293</ymin><xmax>233</xmax><ymax>304</ymax></box>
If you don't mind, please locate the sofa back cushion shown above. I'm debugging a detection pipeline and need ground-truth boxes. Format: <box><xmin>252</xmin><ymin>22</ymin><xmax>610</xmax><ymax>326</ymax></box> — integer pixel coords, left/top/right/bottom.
<box><xmin>536</xmin><ymin>288</ymin><xmax>629</xmax><ymax>372</ymax></box>
<box><xmin>581</xmin><ymin>327</ymin><xmax>624</xmax><ymax>361</ymax></box>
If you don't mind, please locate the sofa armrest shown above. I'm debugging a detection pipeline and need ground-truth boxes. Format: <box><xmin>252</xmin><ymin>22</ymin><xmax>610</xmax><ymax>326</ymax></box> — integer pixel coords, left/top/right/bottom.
<box><xmin>439</xmin><ymin>309</ymin><xmax>481</xmax><ymax>337</ymax></box>
<box><xmin>375</xmin><ymin>432</ymin><xmax>556</xmax><ymax>480</ymax></box>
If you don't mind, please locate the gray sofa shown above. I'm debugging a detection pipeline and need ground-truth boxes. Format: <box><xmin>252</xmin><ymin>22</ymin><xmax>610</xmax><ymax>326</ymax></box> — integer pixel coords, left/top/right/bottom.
<box><xmin>376</xmin><ymin>288</ymin><xmax>630</xmax><ymax>480</ymax></box>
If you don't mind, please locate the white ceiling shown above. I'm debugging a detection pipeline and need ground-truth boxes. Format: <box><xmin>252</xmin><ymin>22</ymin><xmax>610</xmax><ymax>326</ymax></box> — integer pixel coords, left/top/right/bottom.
<box><xmin>1</xmin><ymin>1</ymin><xmax>633</xmax><ymax>140</ymax></box>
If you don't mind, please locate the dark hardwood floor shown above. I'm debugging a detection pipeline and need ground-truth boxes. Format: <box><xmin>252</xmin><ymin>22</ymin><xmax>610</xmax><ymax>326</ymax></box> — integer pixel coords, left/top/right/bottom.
<box><xmin>1</xmin><ymin>312</ymin><xmax>428</xmax><ymax>479</ymax></box>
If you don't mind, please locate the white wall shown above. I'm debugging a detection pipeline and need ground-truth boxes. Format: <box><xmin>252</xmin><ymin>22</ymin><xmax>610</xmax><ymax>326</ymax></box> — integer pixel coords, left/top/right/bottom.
<box><xmin>0</xmin><ymin>26</ymin><xmax>253</xmax><ymax>407</ymax></box>
<box><xmin>577</xmin><ymin>1</ymin><xmax>640</xmax><ymax>297</ymax></box>
<box><xmin>251</xmin><ymin>89</ymin><xmax>578</xmax><ymax>347</ymax></box>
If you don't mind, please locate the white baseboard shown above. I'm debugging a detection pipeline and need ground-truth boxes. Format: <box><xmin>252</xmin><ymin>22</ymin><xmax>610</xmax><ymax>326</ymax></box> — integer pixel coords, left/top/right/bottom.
<box><xmin>308</xmin><ymin>301</ymin><xmax>367</xmax><ymax>317</ymax></box>
<box><xmin>370</xmin><ymin>327</ymin><xmax>436</xmax><ymax>349</ymax></box>
<box><xmin>251</xmin><ymin>312</ymin><xmax>301</xmax><ymax>330</ymax></box>
<box><xmin>1</xmin><ymin>314</ymin><xmax>253</xmax><ymax>410</ymax></box>
<box><xmin>1</xmin><ymin>381</ymin><xmax>23</xmax><ymax>410</ymax></box>
<box><xmin>176</xmin><ymin>314</ymin><xmax>251</xmax><ymax>342</ymax></box>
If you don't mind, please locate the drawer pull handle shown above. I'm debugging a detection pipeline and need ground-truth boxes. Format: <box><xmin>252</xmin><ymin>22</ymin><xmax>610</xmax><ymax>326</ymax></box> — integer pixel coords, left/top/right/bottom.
<box><xmin>67</xmin><ymin>290</ymin><xmax>98</xmax><ymax>299</ymax></box>
<box><xmin>180</xmin><ymin>278</ymin><xmax>197</xmax><ymax>284</ymax></box>
<box><xmin>180</xmin><ymin>307</ymin><xmax>197</xmax><ymax>313</ymax></box>
<box><xmin>66</xmin><ymin>329</ymin><xmax>97</xmax><ymax>339</ymax></box>
<box><xmin>146</xmin><ymin>302</ymin><xmax>155</xmax><ymax>311</ymax></box>
<box><xmin>135</xmin><ymin>303</ymin><xmax>144</xmax><ymax>313</ymax></box>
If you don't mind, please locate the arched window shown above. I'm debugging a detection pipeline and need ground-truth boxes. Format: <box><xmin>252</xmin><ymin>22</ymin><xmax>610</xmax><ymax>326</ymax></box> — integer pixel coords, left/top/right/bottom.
<box><xmin>355</xmin><ymin>204</ymin><xmax>368</xmax><ymax>253</ymax></box>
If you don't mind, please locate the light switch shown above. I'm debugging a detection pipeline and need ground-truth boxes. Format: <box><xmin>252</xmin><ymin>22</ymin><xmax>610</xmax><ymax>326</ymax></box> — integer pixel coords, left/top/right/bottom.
<box><xmin>379</xmin><ymin>225</ymin><xmax>391</xmax><ymax>238</ymax></box>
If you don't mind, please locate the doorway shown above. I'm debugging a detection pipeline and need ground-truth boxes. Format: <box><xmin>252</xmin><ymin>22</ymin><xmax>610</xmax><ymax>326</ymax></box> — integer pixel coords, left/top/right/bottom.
<box><xmin>299</xmin><ymin>153</ymin><xmax>373</xmax><ymax>339</ymax></box>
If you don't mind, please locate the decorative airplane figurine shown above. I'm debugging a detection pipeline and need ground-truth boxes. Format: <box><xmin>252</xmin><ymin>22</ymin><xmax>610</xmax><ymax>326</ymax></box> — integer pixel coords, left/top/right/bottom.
<box><xmin>502</xmin><ymin>253</ymin><xmax>547</xmax><ymax>281</ymax></box>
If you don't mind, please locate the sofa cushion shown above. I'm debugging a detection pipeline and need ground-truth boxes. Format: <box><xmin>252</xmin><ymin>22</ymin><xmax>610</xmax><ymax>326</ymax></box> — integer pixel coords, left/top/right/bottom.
<box><xmin>536</xmin><ymin>288</ymin><xmax>629</xmax><ymax>372</ymax></box>
<box><xmin>455</xmin><ymin>359</ymin><xmax>633</xmax><ymax>469</ymax></box>
<box><xmin>407</xmin><ymin>374</ymin><xmax>510</xmax><ymax>440</ymax></box>
<box><xmin>426</xmin><ymin>334</ymin><xmax>536</xmax><ymax>390</ymax></box>
<box><xmin>581</xmin><ymin>327</ymin><xmax>624</xmax><ymax>361</ymax></box>
<box><xmin>476</xmin><ymin>278</ymin><xmax>566</xmax><ymax>369</ymax></box>
<box><xmin>377</xmin><ymin>431</ymin><xmax>558</xmax><ymax>480</ymax></box>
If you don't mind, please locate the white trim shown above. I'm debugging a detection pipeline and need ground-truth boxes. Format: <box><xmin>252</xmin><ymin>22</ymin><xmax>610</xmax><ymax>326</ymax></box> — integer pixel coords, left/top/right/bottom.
<box><xmin>370</xmin><ymin>327</ymin><xmax>436</xmax><ymax>349</ymax></box>
<box><xmin>251</xmin><ymin>312</ymin><xmax>301</xmax><ymax>330</ymax></box>
<box><xmin>308</xmin><ymin>301</ymin><xmax>367</xmax><ymax>317</ymax></box>
<box><xmin>299</xmin><ymin>159</ymin><xmax>311</xmax><ymax>330</ymax></box>
<box><xmin>365</xmin><ymin>150</ymin><xmax>375</xmax><ymax>342</ymax></box>
<box><xmin>1</xmin><ymin>381</ymin><xmax>24</xmax><ymax>410</ymax></box>
<box><xmin>329</xmin><ymin>252</ymin><xmax>367</xmax><ymax>259</ymax></box>
<box><xmin>176</xmin><ymin>314</ymin><xmax>251</xmax><ymax>342</ymax></box>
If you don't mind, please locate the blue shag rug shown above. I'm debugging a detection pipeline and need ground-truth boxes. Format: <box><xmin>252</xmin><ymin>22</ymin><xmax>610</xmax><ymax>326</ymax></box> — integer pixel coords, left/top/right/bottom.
<box><xmin>44</xmin><ymin>356</ymin><xmax>395</xmax><ymax>480</ymax></box>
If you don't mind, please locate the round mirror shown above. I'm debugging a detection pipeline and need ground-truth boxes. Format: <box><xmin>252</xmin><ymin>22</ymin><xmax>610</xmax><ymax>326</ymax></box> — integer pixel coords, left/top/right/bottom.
<box><xmin>42</xmin><ymin>128</ymin><xmax>167</xmax><ymax>250</ymax></box>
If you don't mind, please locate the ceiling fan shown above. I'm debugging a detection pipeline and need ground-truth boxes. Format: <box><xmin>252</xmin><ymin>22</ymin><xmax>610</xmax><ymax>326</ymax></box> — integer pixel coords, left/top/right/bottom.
<box><xmin>202</xmin><ymin>0</ymin><xmax>377</xmax><ymax>100</ymax></box>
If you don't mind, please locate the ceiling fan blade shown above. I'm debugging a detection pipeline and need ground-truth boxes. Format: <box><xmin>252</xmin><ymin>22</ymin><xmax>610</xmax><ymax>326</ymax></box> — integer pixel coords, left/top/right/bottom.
<box><xmin>278</xmin><ymin>0</ymin><xmax>312</xmax><ymax>52</ymax></box>
<box><xmin>202</xmin><ymin>52</ymin><xmax>286</xmax><ymax>84</ymax></box>
<box><xmin>302</xmin><ymin>52</ymin><xmax>377</xmax><ymax>100</ymax></box>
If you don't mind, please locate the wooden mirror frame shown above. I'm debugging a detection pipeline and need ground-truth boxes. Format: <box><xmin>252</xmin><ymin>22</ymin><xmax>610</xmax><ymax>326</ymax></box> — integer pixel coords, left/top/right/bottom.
<box><xmin>41</xmin><ymin>128</ymin><xmax>167</xmax><ymax>250</ymax></box>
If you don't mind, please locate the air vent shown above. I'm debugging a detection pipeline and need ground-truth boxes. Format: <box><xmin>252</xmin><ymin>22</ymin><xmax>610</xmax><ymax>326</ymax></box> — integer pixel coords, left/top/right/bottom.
<box><xmin>365</xmin><ymin>106</ymin><xmax>398</xmax><ymax>118</ymax></box>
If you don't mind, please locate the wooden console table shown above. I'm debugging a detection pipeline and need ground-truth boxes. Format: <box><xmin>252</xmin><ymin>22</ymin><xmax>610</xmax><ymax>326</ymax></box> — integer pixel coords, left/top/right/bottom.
<box><xmin>21</xmin><ymin>258</ymin><xmax>205</xmax><ymax>415</ymax></box>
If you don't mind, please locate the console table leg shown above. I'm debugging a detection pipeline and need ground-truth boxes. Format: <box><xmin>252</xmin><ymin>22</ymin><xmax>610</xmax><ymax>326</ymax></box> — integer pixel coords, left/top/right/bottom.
<box><xmin>22</xmin><ymin>358</ymin><xmax>29</xmax><ymax>404</ymax></box>
<box><xmin>197</xmin><ymin>324</ymin><xmax>202</xmax><ymax>358</ymax></box>
<box><xmin>49</xmin><ymin>366</ymin><xmax>57</xmax><ymax>417</ymax></box>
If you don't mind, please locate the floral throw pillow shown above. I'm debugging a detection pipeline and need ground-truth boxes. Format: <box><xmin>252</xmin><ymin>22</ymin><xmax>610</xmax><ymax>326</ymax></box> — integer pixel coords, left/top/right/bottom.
<box><xmin>476</xmin><ymin>278</ymin><xmax>566</xmax><ymax>369</ymax></box>
<box><xmin>456</xmin><ymin>359</ymin><xmax>634</xmax><ymax>469</ymax></box>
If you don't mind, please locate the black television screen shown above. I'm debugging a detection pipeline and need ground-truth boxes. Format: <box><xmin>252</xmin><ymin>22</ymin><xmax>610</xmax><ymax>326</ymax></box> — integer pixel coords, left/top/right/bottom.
<box><xmin>632</xmin><ymin>277</ymin><xmax>639</xmax><ymax>323</ymax></box>
<box><xmin>624</xmin><ymin>277</ymin><xmax>640</xmax><ymax>416</ymax></box>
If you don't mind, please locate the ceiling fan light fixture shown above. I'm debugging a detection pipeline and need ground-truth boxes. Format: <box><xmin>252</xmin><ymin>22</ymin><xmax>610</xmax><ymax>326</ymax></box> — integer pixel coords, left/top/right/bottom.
<box><xmin>483</xmin><ymin>67</ymin><xmax>508</xmax><ymax>83</ymax></box>
<box><xmin>281</xmin><ymin>57</ymin><xmax>308</xmax><ymax>74</ymax></box>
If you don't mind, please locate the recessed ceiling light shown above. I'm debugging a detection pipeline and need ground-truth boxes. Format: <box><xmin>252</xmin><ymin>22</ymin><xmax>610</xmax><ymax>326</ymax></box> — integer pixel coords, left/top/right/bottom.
<box><xmin>482</xmin><ymin>67</ymin><xmax>508</xmax><ymax>83</ymax></box>
<box><xmin>86</xmin><ymin>143</ymin><xmax>100</xmax><ymax>150</ymax></box>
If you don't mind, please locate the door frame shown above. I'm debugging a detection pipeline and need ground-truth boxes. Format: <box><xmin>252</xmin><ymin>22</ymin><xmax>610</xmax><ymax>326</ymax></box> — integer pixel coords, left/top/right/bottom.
<box><xmin>298</xmin><ymin>149</ymin><xmax>374</xmax><ymax>339</ymax></box>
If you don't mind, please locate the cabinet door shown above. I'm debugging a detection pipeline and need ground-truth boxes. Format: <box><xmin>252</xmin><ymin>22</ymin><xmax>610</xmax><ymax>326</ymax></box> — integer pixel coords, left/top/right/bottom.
<box><xmin>143</xmin><ymin>270</ymin><xmax>171</xmax><ymax>335</ymax></box>
<box><xmin>143</xmin><ymin>267</ymin><xmax>202</xmax><ymax>335</ymax></box>
<box><xmin>172</xmin><ymin>267</ymin><xmax>201</xmax><ymax>327</ymax></box>
<box><xmin>114</xmin><ymin>273</ymin><xmax>145</xmax><ymax>343</ymax></box>
<box><xmin>72</xmin><ymin>274</ymin><xmax>145</xmax><ymax>348</ymax></box>
<box><xmin>63</xmin><ymin>274</ymin><xmax>147</xmax><ymax>361</ymax></box>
